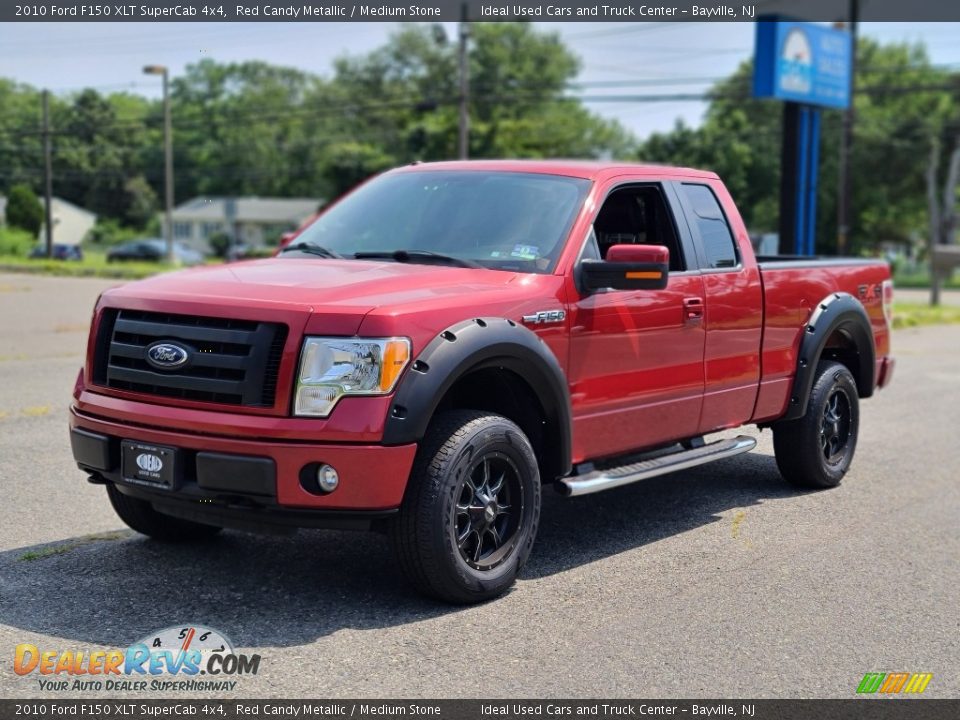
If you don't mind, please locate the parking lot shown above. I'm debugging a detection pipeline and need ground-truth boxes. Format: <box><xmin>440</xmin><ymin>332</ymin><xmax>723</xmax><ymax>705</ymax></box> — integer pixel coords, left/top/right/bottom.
<box><xmin>0</xmin><ymin>272</ymin><xmax>957</xmax><ymax>698</ymax></box>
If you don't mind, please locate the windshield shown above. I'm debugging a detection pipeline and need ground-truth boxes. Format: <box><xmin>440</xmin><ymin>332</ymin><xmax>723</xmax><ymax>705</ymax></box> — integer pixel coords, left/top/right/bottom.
<box><xmin>287</xmin><ymin>170</ymin><xmax>591</xmax><ymax>273</ymax></box>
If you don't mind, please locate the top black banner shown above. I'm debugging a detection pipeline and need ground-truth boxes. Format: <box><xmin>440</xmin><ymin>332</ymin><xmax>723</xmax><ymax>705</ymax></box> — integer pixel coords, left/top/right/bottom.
<box><xmin>3</xmin><ymin>0</ymin><xmax>960</xmax><ymax>22</ymax></box>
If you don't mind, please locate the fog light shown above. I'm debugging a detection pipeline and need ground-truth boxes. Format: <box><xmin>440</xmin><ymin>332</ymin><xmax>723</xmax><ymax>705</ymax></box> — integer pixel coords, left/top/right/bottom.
<box><xmin>316</xmin><ymin>464</ymin><xmax>339</xmax><ymax>493</ymax></box>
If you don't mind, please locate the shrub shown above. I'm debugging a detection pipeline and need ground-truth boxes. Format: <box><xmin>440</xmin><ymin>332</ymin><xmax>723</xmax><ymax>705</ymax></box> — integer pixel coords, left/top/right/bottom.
<box><xmin>5</xmin><ymin>184</ymin><xmax>43</xmax><ymax>238</ymax></box>
<box><xmin>208</xmin><ymin>231</ymin><xmax>231</xmax><ymax>259</ymax></box>
<box><xmin>83</xmin><ymin>218</ymin><xmax>142</xmax><ymax>247</ymax></box>
<box><xmin>0</xmin><ymin>226</ymin><xmax>38</xmax><ymax>256</ymax></box>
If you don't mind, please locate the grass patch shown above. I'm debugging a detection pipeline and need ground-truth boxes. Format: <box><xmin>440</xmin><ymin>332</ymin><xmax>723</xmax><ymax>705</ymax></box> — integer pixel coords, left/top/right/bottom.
<box><xmin>0</xmin><ymin>227</ymin><xmax>36</xmax><ymax>256</ymax></box>
<box><xmin>18</xmin><ymin>546</ymin><xmax>73</xmax><ymax>561</ymax></box>
<box><xmin>892</xmin><ymin>273</ymin><xmax>960</xmax><ymax>290</ymax></box>
<box><xmin>0</xmin><ymin>252</ymin><xmax>176</xmax><ymax>280</ymax></box>
<box><xmin>16</xmin><ymin>531</ymin><xmax>130</xmax><ymax>562</ymax></box>
<box><xmin>892</xmin><ymin>302</ymin><xmax>960</xmax><ymax>329</ymax></box>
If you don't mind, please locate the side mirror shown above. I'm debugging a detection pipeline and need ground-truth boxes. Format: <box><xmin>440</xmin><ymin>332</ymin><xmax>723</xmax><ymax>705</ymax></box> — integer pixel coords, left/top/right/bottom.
<box><xmin>579</xmin><ymin>244</ymin><xmax>670</xmax><ymax>293</ymax></box>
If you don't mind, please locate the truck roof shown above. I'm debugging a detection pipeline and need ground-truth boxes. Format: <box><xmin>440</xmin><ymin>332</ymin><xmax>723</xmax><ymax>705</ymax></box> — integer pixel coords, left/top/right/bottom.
<box><xmin>391</xmin><ymin>159</ymin><xmax>720</xmax><ymax>181</ymax></box>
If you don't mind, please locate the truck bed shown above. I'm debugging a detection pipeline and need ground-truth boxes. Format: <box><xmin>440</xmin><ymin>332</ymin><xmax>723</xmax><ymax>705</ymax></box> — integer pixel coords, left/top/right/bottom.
<box><xmin>752</xmin><ymin>256</ymin><xmax>892</xmax><ymax>423</ymax></box>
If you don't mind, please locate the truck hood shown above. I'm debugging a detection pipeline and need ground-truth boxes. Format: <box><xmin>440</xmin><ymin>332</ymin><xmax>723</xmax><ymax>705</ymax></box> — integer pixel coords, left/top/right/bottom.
<box><xmin>101</xmin><ymin>258</ymin><xmax>531</xmax><ymax>335</ymax></box>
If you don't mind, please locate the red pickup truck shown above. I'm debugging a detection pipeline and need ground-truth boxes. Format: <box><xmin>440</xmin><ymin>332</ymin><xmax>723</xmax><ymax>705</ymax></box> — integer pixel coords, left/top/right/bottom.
<box><xmin>70</xmin><ymin>161</ymin><xmax>894</xmax><ymax>603</ymax></box>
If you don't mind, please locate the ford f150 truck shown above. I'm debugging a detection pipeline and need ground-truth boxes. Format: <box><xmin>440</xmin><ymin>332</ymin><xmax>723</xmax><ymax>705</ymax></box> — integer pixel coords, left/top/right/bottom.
<box><xmin>69</xmin><ymin>161</ymin><xmax>895</xmax><ymax>603</ymax></box>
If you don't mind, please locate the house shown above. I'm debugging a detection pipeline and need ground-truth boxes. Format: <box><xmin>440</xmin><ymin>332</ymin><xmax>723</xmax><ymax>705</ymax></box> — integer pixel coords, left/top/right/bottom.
<box><xmin>163</xmin><ymin>196</ymin><xmax>322</xmax><ymax>253</ymax></box>
<box><xmin>0</xmin><ymin>195</ymin><xmax>97</xmax><ymax>246</ymax></box>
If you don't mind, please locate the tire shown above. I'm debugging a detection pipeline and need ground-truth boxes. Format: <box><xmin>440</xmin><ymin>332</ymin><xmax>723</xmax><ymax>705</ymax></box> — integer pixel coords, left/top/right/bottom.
<box><xmin>773</xmin><ymin>360</ymin><xmax>860</xmax><ymax>489</ymax></box>
<box><xmin>391</xmin><ymin>410</ymin><xmax>541</xmax><ymax>604</ymax></box>
<box><xmin>107</xmin><ymin>484</ymin><xmax>222</xmax><ymax>542</ymax></box>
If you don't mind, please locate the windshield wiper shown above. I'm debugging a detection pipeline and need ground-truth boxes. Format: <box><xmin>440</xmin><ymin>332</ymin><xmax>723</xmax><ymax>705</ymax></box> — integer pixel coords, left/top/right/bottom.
<box><xmin>280</xmin><ymin>242</ymin><xmax>343</xmax><ymax>259</ymax></box>
<box><xmin>352</xmin><ymin>249</ymin><xmax>482</xmax><ymax>269</ymax></box>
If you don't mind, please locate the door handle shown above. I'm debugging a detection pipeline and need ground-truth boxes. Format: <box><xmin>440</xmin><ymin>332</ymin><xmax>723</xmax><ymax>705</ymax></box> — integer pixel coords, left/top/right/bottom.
<box><xmin>684</xmin><ymin>297</ymin><xmax>704</xmax><ymax>323</ymax></box>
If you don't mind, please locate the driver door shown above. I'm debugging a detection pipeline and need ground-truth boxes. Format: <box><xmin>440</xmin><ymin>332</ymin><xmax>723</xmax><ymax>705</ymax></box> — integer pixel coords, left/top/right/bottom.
<box><xmin>566</xmin><ymin>181</ymin><xmax>706</xmax><ymax>462</ymax></box>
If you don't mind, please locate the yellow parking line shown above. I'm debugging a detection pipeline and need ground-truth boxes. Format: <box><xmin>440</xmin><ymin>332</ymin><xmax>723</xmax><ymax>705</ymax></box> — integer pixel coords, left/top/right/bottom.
<box><xmin>21</xmin><ymin>406</ymin><xmax>51</xmax><ymax>417</ymax></box>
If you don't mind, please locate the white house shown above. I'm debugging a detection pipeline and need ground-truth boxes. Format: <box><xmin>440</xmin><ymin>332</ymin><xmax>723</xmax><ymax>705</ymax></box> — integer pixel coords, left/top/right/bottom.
<box><xmin>164</xmin><ymin>196</ymin><xmax>322</xmax><ymax>253</ymax></box>
<box><xmin>0</xmin><ymin>196</ymin><xmax>97</xmax><ymax>246</ymax></box>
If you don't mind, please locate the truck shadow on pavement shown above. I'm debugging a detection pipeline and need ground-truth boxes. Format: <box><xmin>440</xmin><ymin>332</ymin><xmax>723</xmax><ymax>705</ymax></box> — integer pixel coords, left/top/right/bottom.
<box><xmin>0</xmin><ymin>451</ymin><xmax>810</xmax><ymax>648</ymax></box>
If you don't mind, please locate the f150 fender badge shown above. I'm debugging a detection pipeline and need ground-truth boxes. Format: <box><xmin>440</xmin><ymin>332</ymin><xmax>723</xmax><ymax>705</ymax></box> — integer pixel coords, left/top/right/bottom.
<box><xmin>145</xmin><ymin>341</ymin><xmax>190</xmax><ymax>369</ymax></box>
<box><xmin>522</xmin><ymin>310</ymin><xmax>566</xmax><ymax>325</ymax></box>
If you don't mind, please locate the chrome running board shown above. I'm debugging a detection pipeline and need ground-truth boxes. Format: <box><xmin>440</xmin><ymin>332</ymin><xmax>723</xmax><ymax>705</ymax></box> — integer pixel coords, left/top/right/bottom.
<box><xmin>557</xmin><ymin>435</ymin><xmax>757</xmax><ymax>497</ymax></box>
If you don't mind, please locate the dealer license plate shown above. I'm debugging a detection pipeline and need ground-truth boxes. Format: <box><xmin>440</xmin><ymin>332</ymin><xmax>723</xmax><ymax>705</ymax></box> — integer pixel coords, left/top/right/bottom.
<box><xmin>120</xmin><ymin>441</ymin><xmax>178</xmax><ymax>489</ymax></box>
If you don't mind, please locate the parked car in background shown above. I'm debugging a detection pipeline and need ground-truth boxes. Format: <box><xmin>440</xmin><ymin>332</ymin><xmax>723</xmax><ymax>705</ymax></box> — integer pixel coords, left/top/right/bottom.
<box><xmin>225</xmin><ymin>241</ymin><xmax>252</xmax><ymax>261</ymax></box>
<box><xmin>30</xmin><ymin>244</ymin><xmax>83</xmax><ymax>261</ymax></box>
<box><xmin>106</xmin><ymin>239</ymin><xmax>205</xmax><ymax>265</ymax></box>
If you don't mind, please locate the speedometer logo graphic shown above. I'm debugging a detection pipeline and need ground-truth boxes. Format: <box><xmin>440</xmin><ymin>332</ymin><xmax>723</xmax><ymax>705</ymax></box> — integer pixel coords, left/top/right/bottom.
<box><xmin>136</xmin><ymin>624</ymin><xmax>234</xmax><ymax>662</ymax></box>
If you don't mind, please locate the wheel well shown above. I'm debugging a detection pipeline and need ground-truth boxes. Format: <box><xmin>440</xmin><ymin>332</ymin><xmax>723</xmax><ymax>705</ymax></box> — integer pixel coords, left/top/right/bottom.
<box><xmin>433</xmin><ymin>366</ymin><xmax>560</xmax><ymax>482</ymax></box>
<box><xmin>820</xmin><ymin>325</ymin><xmax>870</xmax><ymax>397</ymax></box>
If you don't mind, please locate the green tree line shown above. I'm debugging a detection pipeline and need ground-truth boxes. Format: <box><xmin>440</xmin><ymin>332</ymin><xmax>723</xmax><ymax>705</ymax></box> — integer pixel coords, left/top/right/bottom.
<box><xmin>0</xmin><ymin>23</ymin><xmax>631</xmax><ymax>239</ymax></box>
<box><xmin>639</xmin><ymin>38</ymin><xmax>960</xmax><ymax>255</ymax></box>
<box><xmin>1</xmin><ymin>25</ymin><xmax>957</xmax><ymax>256</ymax></box>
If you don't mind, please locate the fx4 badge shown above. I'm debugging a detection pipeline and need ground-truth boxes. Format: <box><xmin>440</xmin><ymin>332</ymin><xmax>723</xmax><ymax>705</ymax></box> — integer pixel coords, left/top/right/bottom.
<box><xmin>522</xmin><ymin>310</ymin><xmax>566</xmax><ymax>325</ymax></box>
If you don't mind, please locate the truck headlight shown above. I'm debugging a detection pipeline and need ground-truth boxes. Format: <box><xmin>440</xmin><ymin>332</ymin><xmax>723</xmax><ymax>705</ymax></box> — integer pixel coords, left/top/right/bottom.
<box><xmin>294</xmin><ymin>337</ymin><xmax>411</xmax><ymax>417</ymax></box>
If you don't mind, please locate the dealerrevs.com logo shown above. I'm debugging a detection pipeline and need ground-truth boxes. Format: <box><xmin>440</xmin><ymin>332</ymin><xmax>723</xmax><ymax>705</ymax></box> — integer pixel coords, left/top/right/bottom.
<box><xmin>14</xmin><ymin>625</ymin><xmax>261</xmax><ymax>693</ymax></box>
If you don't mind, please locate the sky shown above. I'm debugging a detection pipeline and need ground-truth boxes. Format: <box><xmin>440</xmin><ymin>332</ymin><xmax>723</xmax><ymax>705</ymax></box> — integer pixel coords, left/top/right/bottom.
<box><xmin>1</xmin><ymin>21</ymin><xmax>959</xmax><ymax>140</ymax></box>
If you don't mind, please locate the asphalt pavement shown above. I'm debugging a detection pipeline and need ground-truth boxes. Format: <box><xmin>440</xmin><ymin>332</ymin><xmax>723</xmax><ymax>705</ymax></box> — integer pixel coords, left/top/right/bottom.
<box><xmin>0</xmin><ymin>272</ymin><xmax>957</xmax><ymax>699</ymax></box>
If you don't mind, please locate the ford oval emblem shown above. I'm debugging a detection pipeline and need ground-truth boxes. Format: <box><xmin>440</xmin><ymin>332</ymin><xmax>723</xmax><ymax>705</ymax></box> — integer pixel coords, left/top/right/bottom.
<box><xmin>146</xmin><ymin>341</ymin><xmax>190</xmax><ymax>370</ymax></box>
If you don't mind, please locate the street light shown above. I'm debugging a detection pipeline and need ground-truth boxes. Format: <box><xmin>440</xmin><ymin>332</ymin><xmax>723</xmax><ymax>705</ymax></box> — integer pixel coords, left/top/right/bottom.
<box><xmin>143</xmin><ymin>64</ymin><xmax>175</xmax><ymax>265</ymax></box>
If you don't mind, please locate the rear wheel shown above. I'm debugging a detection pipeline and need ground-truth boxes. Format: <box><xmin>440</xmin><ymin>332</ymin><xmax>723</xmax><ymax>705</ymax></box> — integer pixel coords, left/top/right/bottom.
<box><xmin>391</xmin><ymin>410</ymin><xmax>541</xmax><ymax>604</ymax></box>
<box><xmin>107</xmin><ymin>484</ymin><xmax>222</xmax><ymax>541</ymax></box>
<box><xmin>773</xmin><ymin>361</ymin><xmax>859</xmax><ymax>488</ymax></box>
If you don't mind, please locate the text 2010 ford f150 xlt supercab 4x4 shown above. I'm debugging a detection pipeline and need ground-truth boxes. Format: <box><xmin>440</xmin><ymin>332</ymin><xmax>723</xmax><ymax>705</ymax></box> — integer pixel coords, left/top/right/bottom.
<box><xmin>69</xmin><ymin>161</ymin><xmax>895</xmax><ymax>603</ymax></box>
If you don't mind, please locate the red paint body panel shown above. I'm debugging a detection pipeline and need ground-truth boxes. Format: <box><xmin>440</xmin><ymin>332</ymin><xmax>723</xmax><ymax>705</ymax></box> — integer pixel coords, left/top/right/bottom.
<box><xmin>693</xmin><ymin>179</ymin><xmax>765</xmax><ymax>435</ymax></box>
<box><xmin>69</xmin><ymin>161</ymin><xmax>894</xmax><ymax>515</ymax></box>
<box><xmin>566</xmin><ymin>272</ymin><xmax>706</xmax><ymax>461</ymax></box>
<box><xmin>70</xmin><ymin>407</ymin><xmax>417</xmax><ymax>510</ymax></box>
<box><xmin>752</xmin><ymin>262</ymin><xmax>892</xmax><ymax>423</ymax></box>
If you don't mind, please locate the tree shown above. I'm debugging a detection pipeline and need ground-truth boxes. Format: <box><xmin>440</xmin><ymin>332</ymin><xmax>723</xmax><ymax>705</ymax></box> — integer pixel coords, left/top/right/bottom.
<box><xmin>926</xmin><ymin>137</ymin><xmax>960</xmax><ymax>305</ymax></box>
<box><xmin>4</xmin><ymin>184</ymin><xmax>43</xmax><ymax>238</ymax></box>
<box><xmin>121</xmin><ymin>175</ymin><xmax>159</xmax><ymax>229</ymax></box>
<box><xmin>325</xmin><ymin>24</ymin><xmax>634</xmax><ymax>174</ymax></box>
<box><xmin>638</xmin><ymin>39</ymin><xmax>959</xmax><ymax>255</ymax></box>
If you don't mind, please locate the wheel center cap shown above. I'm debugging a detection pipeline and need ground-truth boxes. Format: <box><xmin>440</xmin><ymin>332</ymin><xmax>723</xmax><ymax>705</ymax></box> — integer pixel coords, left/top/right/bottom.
<box><xmin>484</xmin><ymin>503</ymin><xmax>497</xmax><ymax>523</ymax></box>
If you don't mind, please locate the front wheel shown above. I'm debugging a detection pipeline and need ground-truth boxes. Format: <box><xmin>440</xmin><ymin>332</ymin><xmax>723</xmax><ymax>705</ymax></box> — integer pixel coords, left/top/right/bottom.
<box><xmin>773</xmin><ymin>360</ymin><xmax>860</xmax><ymax>489</ymax></box>
<box><xmin>391</xmin><ymin>410</ymin><xmax>541</xmax><ymax>604</ymax></box>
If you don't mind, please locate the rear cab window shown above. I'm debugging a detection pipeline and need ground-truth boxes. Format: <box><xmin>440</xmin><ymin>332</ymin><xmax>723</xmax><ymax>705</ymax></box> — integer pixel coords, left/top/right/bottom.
<box><xmin>680</xmin><ymin>183</ymin><xmax>739</xmax><ymax>270</ymax></box>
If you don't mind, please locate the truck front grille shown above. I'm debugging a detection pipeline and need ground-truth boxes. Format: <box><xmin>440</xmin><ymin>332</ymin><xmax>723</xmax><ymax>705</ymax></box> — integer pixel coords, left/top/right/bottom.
<box><xmin>93</xmin><ymin>309</ymin><xmax>287</xmax><ymax>408</ymax></box>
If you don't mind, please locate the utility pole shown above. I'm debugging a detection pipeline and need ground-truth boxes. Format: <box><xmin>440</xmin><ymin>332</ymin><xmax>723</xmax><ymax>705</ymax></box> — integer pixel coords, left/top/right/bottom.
<box><xmin>144</xmin><ymin>65</ymin><xmax>175</xmax><ymax>264</ymax></box>
<box><xmin>457</xmin><ymin>2</ymin><xmax>470</xmax><ymax>160</ymax></box>
<box><xmin>836</xmin><ymin>0</ymin><xmax>859</xmax><ymax>256</ymax></box>
<box><xmin>42</xmin><ymin>89</ymin><xmax>53</xmax><ymax>258</ymax></box>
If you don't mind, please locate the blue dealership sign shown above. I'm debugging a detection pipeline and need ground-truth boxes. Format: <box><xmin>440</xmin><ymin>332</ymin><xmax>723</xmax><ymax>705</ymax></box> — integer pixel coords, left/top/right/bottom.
<box><xmin>753</xmin><ymin>19</ymin><xmax>852</xmax><ymax>109</ymax></box>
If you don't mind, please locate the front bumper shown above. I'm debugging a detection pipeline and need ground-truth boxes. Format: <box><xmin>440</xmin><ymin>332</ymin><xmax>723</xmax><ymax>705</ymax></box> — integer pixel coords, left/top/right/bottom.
<box><xmin>69</xmin><ymin>406</ymin><xmax>417</xmax><ymax>526</ymax></box>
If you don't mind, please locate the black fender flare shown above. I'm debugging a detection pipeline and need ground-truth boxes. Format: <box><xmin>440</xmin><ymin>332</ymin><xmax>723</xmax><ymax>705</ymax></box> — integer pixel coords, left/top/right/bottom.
<box><xmin>781</xmin><ymin>292</ymin><xmax>875</xmax><ymax>422</ymax></box>
<box><xmin>382</xmin><ymin>317</ymin><xmax>572</xmax><ymax>478</ymax></box>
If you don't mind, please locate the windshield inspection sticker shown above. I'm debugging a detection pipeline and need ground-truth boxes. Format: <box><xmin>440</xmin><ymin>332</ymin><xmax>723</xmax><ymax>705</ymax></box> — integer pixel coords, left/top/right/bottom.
<box><xmin>510</xmin><ymin>244</ymin><xmax>539</xmax><ymax>260</ymax></box>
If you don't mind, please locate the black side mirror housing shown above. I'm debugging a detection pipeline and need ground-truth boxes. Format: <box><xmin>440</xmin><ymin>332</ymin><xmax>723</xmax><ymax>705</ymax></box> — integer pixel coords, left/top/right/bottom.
<box><xmin>579</xmin><ymin>244</ymin><xmax>670</xmax><ymax>293</ymax></box>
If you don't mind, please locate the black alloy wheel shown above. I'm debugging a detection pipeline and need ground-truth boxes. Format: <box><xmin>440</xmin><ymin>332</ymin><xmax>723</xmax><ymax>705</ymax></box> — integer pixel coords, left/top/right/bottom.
<box><xmin>454</xmin><ymin>453</ymin><xmax>524</xmax><ymax>570</ymax></box>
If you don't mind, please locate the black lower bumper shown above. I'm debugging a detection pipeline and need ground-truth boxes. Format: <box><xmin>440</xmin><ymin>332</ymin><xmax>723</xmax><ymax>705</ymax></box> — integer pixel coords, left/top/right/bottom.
<box><xmin>71</xmin><ymin>428</ymin><xmax>396</xmax><ymax>533</ymax></box>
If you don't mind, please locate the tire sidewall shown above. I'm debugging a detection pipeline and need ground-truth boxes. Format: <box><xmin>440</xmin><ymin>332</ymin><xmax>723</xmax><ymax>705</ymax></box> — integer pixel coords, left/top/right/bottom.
<box><xmin>813</xmin><ymin>364</ymin><xmax>860</xmax><ymax>484</ymax></box>
<box><xmin>431</xmin><ymin>419</ymin><xmax>541</xmax><ymax>597</ymax></box>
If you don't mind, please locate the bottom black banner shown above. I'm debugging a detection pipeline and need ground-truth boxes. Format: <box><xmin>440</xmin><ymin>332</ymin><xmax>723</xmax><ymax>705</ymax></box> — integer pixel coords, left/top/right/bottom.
<box><xmin>1</xmin><ymin>700</ymin><xmax>958</xmax><ymax>720</ymax></box>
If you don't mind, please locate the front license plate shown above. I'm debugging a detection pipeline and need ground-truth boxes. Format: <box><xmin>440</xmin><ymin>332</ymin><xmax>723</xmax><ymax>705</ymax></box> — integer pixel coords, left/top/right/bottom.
<box><xmin>121</xmin><ymin>441</ymin><xmax>178</xmax><ymax>489</ymax></box>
